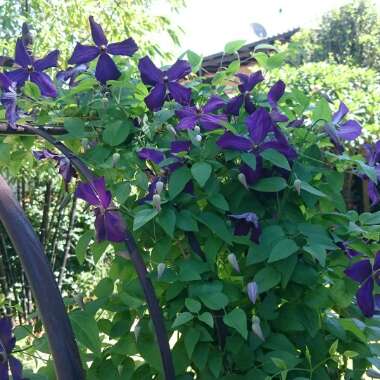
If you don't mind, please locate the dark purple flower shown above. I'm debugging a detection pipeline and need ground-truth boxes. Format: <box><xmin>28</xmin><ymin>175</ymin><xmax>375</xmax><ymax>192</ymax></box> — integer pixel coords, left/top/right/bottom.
<box><xmin>267</xmin><ymin>80</ymin><xmax>288</xmax><ymax>122</ymax></box>
<box><xmin>345</xmin><ymin>252</ymin><xmax>380</xmax><ymax>317</ymax></box>
<box><xmin>226</xmin><ymin>71</ymin><xmax>264</xmax><ymax>116</ymax></box>
<box><xmin>6</xmin><ymin>38</ymin><xmax>58</xmax><ymax>97</ymax></box>
<box><xmin>33</xmin><ymin>149</ymin><xmax>75</xmax><ymax>185</ymax></box>
<box><xmin>56</xmin><ymin>64</ymin><xmax>88</xmax><ymax>87</ymax></box>
<box><xmin>324</xmin><ymin>102</ymin><xmax>362</xmax><ymax>153</ymax></box>
<box><xmin>68</xmin><ymin>16</ymin><xmax>138</xmax><ymax>84</ymax></box>
<box><xmin>363</xmin><ymin>142</ymin><xmax>380</xmax><ymax>206</ymax></box>
<box><xmin>0</xmin><ymin>317</ymin><xmax>27</xmax><ymax>380</ymax></box>
<box><xmin>75</xmin><ymin>177</ymin><xmax>126</xmax><ymax>242</ymax></box>
<box><xmin>170</xmin><ymin>140</ymin><xmax>192</xmax><ymax>153</ymax></box>
<box><xmin>0</xmin><ymin>73</ymin><xmax>18</xmax><ymax>129</ymax></box>
<box><xmin>176</xmin><ymin>96</ymin><xmax>226</xmax><ymax>131</ymax></box>
<box><xmin>287</xmin><ymin>118</ymin><xmax>304</xmax><ymax>128</ymax></box>
<box><xmin>139</xmin><ymin>176</ymin><xmax>164</xmax><ymax>204</ymax></box>
<box><xmin>137</xmin><ymin>148</ymin><xmax>164</xmax><ymax>164</ymax></box>
<box><xmin>230</xmin><ymin>212</ymin><xmax>261</xmax><ymax>243</ymax></box>
<box><xmin>337</xmin><ymin>241</ymin><xmax>360</xmax><ymax>259</ymax></box>
<box><xmin>138</xmin><ymin>56</ymin><xmax>191</xmax><ymax>111</ymax></box>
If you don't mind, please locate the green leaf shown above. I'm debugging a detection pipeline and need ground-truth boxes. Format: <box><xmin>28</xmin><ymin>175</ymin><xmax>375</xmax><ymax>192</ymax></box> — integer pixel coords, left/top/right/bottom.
<box><xmin>187</xmin><ymin>50</ymin><xmax>203</xmax><ymax>72</ymax></box>
<box><xmin>70</xmin><ymin>311</ymin><xmax>101</xmax><ymax>356</ymax></box>
<box><xmin>208</xmin><ymin>193</ymin><xmax>229</xmax><ymax>211</ymax></box>
<box><xmin>75</xmin><ymin>230</ymin><xmax>93</xmax><ymax>264</ymax></box>
<box><xmin>184</xmin><ymin>327</ymin><xmax>201</xmax><ymax>358</ymax></box>
<box><xmin>168</xmin><ymin>166</ymin><xmax>192</xmax><ymax>199</ymax></box>
<box><xmin>94</xmin><ymin>278</ymin><xmax>114</xmax><ymax>298</ymax></box>
<box><xmin>157</xmin><ymin>208</ymin><xmax>176</xmax><ymax>237</ymax></box>
<box><xmin>268</xmin><ymin>239</ymin><xmax>299</xmax><ymax>263</ymax></box>
<box><xmin>304</xmin><ymin>243</ymin><xmax>327</xmax><ymax>266</ymax></box>
<box><xmin>191</xmin><ymin>162</ymin><xmax>212</xmax><ymax>187</ymax></box>
<box><xmin>255</xmin><ymin>266</ymin><xmax>281</xmax><ymax>293</ymax></box>
<box><xmin>312</xmin><ymin>98</ymin><xmax>331</xmax><ymax>123</ymax></box>
<box><xmin>185</xmin><ymin>298</ymin><xmax>202</xmax><ymax>313</ymax></box>
<box><xmin>63</xmin><ymin>117</ymin><xmax>86</xmax><ymax>138</ymax></box>
<box><xmin>223</xmin><ymin>308</ymin><xmax>248</xmax><ymax>339</ymax></box>
<box><xmin>329</xmin><ymin>339</ymin><xmax>339</xmax><ymax>356</ymax></box>
<box><xmin>133</xmin><ymin>208</ymin><xmax>158</xmax><ymax>231</ymax></box>
<box><xmin>260</xmin><ymin>149</ymin><xmax>290</xmax><ymax>171</ymax></box>
<box><xmin>254</xmin><ymin>43</ymin><xmax>278</xmax><ymax>52</ymax></box>
<box><xmin>252</xmin><ymin>177</ymin><xmax>287</xmax><ymax>192</ymax></box>
<box><xmin>241</xmin><ymin>153</ymin><xmax>256</xmax><ymax>170</ymax></box>
<box><xmin>224</xmin><ymin>39</ymin><xmax>246</xmax><ymax>54</ymax></box>
<box><xmin>357</xmin><ymin>160</ymin><xmax>378</xmax><ymax>183</ymax></box>
<box><xmin>199</xmin><ymin>292</ymin><xmax>228</xmax><ymax>310</ymax></box>
<box><xmin>172</xmin><ymin>312</ymin><xmax>194</xmax><ymax>328</ymax></box>
<box><xmin>176</xmin><ymin>210</ymin><xmax>198</xmax><ymax>231</ymax></box>
<box><xmin>198</xmin><ymin>312</ymin><xmax>214</xmax><ymax>328</ymax></box>
<box><xmin>24</xmin><ymin>81</ymin><xmax>41</xmax><ymax>98</ymax></box>
<box><xmin>300</xmin><ymin>181</ymin><xmax>327</xmax><ymax>197</ymax></box>
<box><xmin>196</xmin><ymin>212</ymin><xmax>232</xmax><ymax>244</ymax></box>
<box><xmin>102</xmin><ymin>120</ymin><xmax>132</xmax><ymax>146</ymax></box>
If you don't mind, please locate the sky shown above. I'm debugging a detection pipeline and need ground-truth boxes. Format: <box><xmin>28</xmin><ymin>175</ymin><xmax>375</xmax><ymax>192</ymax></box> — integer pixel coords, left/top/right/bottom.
<box><xmin>151</xmin><ymin>0</ymin><xmax>380</xmax><ymax>57</ymax></box>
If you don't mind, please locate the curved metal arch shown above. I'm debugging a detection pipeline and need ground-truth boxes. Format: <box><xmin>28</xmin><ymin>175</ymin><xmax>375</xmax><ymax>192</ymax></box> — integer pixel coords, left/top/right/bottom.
<box><xmin>0</xmin><ymin>175</ymin><xmax>85</xmax><ymax>380</ymax></box>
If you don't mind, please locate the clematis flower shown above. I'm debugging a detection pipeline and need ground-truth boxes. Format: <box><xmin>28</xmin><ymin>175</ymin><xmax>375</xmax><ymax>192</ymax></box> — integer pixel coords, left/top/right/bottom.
<box><xmin>267</xmin><ymin>80</ymin><xmax>288</xmax><ymax>122</ymax></box>
<box><xmin>170</xmin><ymin>140</ymin><xmax>192</xmax><ymax>153</ymax></box>
<box><xmin>217</xmin><ymin>107</ymin><xmax>296</xmax><ymax>186</ymax></box>
<box><xmin>68</xmin><ymin>16</ymin><xmax>138</xmax><ymax>84</ymax></box>
<box><xmin>0</xmin><ymin>317</ymin><xmax>27</xmax><ymax>380</ymax></box>
<box><xmin>363</xmin><ymin>141</ymin><xmax>380</xmax><ymax>206</ymax></box>
<box><xmin>137</xmin><ymin>148</ymin><xmax>165</xmax><ymax>164</ymax></box>
<box><xmin>75</xmin><ymin>177</ymin><xmax>126</xmax><ymax>242</ymax></box>
<box><xmin>0</xmin><ymin>73</ymin><xmax>19</xmax><ymax>129</ymax></box>
<box><xmin>138</xmin><ymin>56</ymin><xmax>191</xmax><ymax>111</ymax></box>
<box><xmin>324</xmin><ymin>102</ymin><xmax>362</xmax><ymax>153</ymax></box>
<box><xmin>56</xmin><ymin>64</ymin><xmax>88</xmax><ymax>87</ymax></box>
<box><xmin>230</xmin><ymin>212</ymin><xmax>261</xmax><ymax>243</ymax></box>
<box><xmin>176</xmin><ymin>96</ymin><xmax>227</xmax><ymax>131</ymax></box>
<box><xmin>225</xmin><ymin>71</ymin><xmax>264</xmax><ymax>116</ymax></box>
<box><xmin>6</xmin><ymin>38</ymin><xmax>58</xmax><ymax>97</ymax></box>
<box><xmin>344</xmin><ymin>252</ymin><xmax>380</xmax><ymax>317</ymax></box>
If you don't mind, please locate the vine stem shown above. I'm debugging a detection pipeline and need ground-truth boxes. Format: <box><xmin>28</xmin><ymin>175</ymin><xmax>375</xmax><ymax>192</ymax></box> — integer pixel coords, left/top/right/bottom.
<box><xmin>22</xmin><ymin>125</ymin><xmax>176</xmax><ymax>380</ymax></box>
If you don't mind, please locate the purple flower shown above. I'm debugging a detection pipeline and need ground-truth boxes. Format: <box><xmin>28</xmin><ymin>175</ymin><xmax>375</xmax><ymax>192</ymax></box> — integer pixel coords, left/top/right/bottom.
<box><xmin>68</xmin><ymin>16</ymin><xmax>138</xmax><ymax>84</ymax></box>
<box><xmin>176</xmin><ymin>96</ymin><xmax>227</xmax><ymax>131</ymax></box>
<box><xmin>56</xmin><ymin>64</ymin><xmax>88</xmax><ymax>87</ymax></box>
<box><xmin>75</xmin><ymin>177</ymin><xmax>126</xmax><ymax>242</ymax></box>
<box><xmin>337</xmin><ymin>241</ymin><xmax>360</xmax><ymax>259</ymax></box>
<box><xmin>138</xmin><ymin>56</ymin><xmax>191</xmax><ymax>111</ymax></box>
<box><xmin>230</xmin><ymin>212</ymin><xmax>261</xmax><ymax>243</ymax></box>
<box><xmin>345</xmin><ymin>252</ymin><xmax>380</xmax><ymax>317</ymax></box>
<box><xmin>363</xmin><ymin>141</ymin><xmax>380</xmax><ymax>206</ymax></box>
<box><xmin>6</xmin><ymin>38</ymin><xmax>58</xmax><ymax>97</ymax></box>
<box><xmin>267</xmin><ymin>80</ymin><xmax>288</xmax><ymax>122</ymax></box>
<box><xmin>324</xmin><ymin>102</ymin><xmax>362</xmax><ymax>153</ymax></box>
<box><xmin>0</xmin><ymin>73</ymin><xmax>18</xmax><ymax>129</ymax></box>
<box><xmin>138</xmin><ymin>176</ymin><xmax>164</xmax><ymax>204</ymax></box>
<box><xmin>170</xmin><ymin>140</ymin><xmax>192</xmax><ymax>154</ymax></box>
<box><xmin>0</xmin><ymin>317</ymin><xmax>27</xmax><ymax>380</ymax></box>
<box><xmin>137</xmin><ymin>148</ymin><xmax>165</xmax><ymax>164</ymax></box>
<box><xmin>226</xmin><ymin>71</ymin><xmax>264</xmax><ymax>116</ymax></box>
<box><xmin>33</xmin><ymin>149</ymin><xmax>75</xmax><ymax>186</ymax></box>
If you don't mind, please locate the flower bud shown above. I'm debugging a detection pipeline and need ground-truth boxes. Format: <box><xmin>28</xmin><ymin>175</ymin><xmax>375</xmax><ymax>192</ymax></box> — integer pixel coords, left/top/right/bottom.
<box><xmin>195</xmin><ymin>134</ymin><xmax>202</xmax><ymax>142</ymax></box>
<box><xmin>238</xmin><ymin>172</ymin><xmax>249</xmax><ymax>190</ymax></box>
<box><xmin>194</xmin><ymin>126</ymin><xmax>201</xmax><ymax>134</ymax></box>
<box><xmin>157</xmin><ymin>262</ymin><xmax>166</xmax><ymax>280</ymax></box>
<box><xmin>152</xmin><ymin>194</ymin><xmax>161</xmax><ymax>211</ymax></box>
<box><xmin>294</xmin><ymin>179</ymin><xmax>301</xmax><ymax>195</ymax></box>
<box><xmin>227</xmin><ymin>253</ymin><xmax>240</xmax><ymax>273</ymax></box>
<box><xmin>251</xmin><ymin>316</ymin><xmax>265</xmax><ymax>341</ymax></box>
<box><xmin>366</xmin><ymin>369</ymin><xmax>380</xmax><ymax>378</ymax></box>
<box><xmin>247</xmin><ymin>282</ymin><xmax>258</xmax><ymax>304</ymax></box>
<box><xmin>133</xmin><ymin>323</ymin><xmax>141</xmax><ymax>341</ymax></box>
<box><xmin>169</xmin><ymin>126</ymin><xmax>177</xmax><ymax>136</ymax></box>
<box><xmin>155</xmin><ymin>180</ymin><xmax>164</xmax><ymax>195</ymax></box>
<box><xmin>112</xmin><ymin>152</ymin><xmax>120</xmax><ymax>166</ymax></box>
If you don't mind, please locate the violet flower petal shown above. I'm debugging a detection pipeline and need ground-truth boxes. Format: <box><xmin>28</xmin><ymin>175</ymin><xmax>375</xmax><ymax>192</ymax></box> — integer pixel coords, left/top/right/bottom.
<box><xmin>203</xmin><ymin>95</ymin><xmax>225</xmax><ymax>113</ymax></box>
<box><xmin>145</xmin><ymin>83</ymin><xmax>166</xmax><ymax>111</ymax></box>
<box><xmin>268</xmin><ymin>80</ymin><xmax>285</xmax><ymax>109</ymax></box>
<box><xmin>5</xmin><ymin>69</ymin><xmax>28</xmax><ymax>86</ymax></box>
<box><xmin>217</xmin><ymin>131</ymin><xmax>252</xmax><ymax>151</ymax></box>
<box><xmin>138</xmin><ymin>56</ymin><xmax>162</xmax><ymax>86</ymax></box>
<box><xmin>30</xmin><ymin>71</ymin><xmax>57</xmax><ymax>97</ymax></box>
<box><xmin>368</xmin><ymin>181</ymin><xmax>380</xmax><ymax>206</ymax></box>
<box><xmin>356</xmin><ymin>278</ymin><xmax>375</xmax><ymax>317</ymax></box>
<box><xmin>95</xmin><ymin>53</ymin><xmax>121</xmax><ymax>83</ymax></box>
<box><xmin>68</xmin><ymin>43</ymin><xmax>99</xmax><ymax>65</ymax></box>
<box><xmin>332</xmin><ymin>102</ymin><xmax>349</xmax><ymax>125</ymax></box>
<box><xmin>171</xmin><ymin>140</ymin><xmax>191</xmax><ymax>153</ymax></box>
<box><xmin>167</xmin><ymin>82</ymin><xmax>191</xmax><ymax>106</ymax></box>
<box><xmin>107</xmin><ymin>38</ymin><xmax>138</xmax><ymax>56</ymax></box>
<box><xmin>89</xmin><ymin>16</ymin><xmax>108</xmax><ymax>46</ymax></box>
<box><xmin>9</xmin><ymin>356</ymin><xmax>24</xmax><ymax>380</ymax></box>
<box><xmin>226</xmin><ymin>94</ymin><xmax>244</xmax><ymax>116</ymax></box>
<box><xmin>336</xmin><ymin>120</ymin><xmax>362</xmax><ymax>141</ymax></box>
<box><xmin>166</xmin><ymin>59</ymin><xmax>191</xmax><ymax>81</ymax></box>
<box><xmin>246</xmin><ymin>107</ymin><xmax>272</xmax><ymax>145</ymax></box>
<box><xmin>199</xmin><ymin>113</ymin><xmax>227</xmax><ymax>131</ymax></box>
<box><xmin>138</xmin><ymin>148</ymin><xmax>164</xmax><ymax>164</ymax></box>
<box><xmin>345</xmin><ymin>259</ymin><xmax>372</xmax><ymax>283</ymax></box>
<box><xmin>177</xmin><ymin>115</ymin><xmax>197</xmax><ymax>130</ymax></box>
<box><xmin>14</xmin><ymin>38</ymin><xmax>31</xmax><ymax>68</ymax></box>
<box><xmin>75</xmin><ymin>177</ymin><xmax>112</xmax><ymax>209</ymax></box>
<box><xmin>34</xmin><ymin>50</ymin><xmax>59</xmax><ymax>71</ymax></box>
<box><xmin>0</xmin><ymin>73</ymin><xmax>12</xmax><ymax>90</ymax></box>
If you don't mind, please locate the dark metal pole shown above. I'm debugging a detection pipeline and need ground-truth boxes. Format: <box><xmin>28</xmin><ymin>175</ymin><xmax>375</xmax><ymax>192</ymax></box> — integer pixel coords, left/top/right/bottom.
<box><xmin>0</xmin><ymin>176</ymin><xmax>85</xmax><ymax>380</ymax></box>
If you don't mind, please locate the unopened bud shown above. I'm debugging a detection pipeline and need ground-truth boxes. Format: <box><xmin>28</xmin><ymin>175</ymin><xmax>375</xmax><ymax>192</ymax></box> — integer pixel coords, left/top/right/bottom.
<box><xmin>157</xmin><ymin>263</ymin><xmax>166</xmax><ymax>280</ymax></box>
<box><xmin>366</xmin><ymin>369</ymin><xmax>380</xmax><ymax>378</ymax></box>
<box><xmin>194</xmin><ymin>126</ymin><xmax>201</xmax><ymax>134</ymax></box>
<box><xmin>294</xmin><ymin>179</ymin><xmax>301</xmax><ymax>195</ymax></box>
<box><xmin>169</xmin><ymin>126</ymin><xmax>177</xmax><ymax>136</ymax></box>
<box><xmin>155</xmin><ymin>180</ymin><xmax>164</xmax><ymax>194</ymax></box>
<box><xmin>238</xmin><ymin>172</ymin><xmax>249</xmax><ymax>190</ymax></box>
<box><xmin>112</xmin><ymin>152</ymin><xmax>120</xmax><ymax>166</ymax></box>
<box><xmin>152</xmin><ymin>194</ymin><xmax>161</xmax><ymax>211</ymax></box>
<box><xmin>251</xmin><ymin>316</ymin><xmax>265</xmax><ymax>341</ymax></box>
<box><xmin>101</xmin><ymin>97</ymin><xmax>108</xmax><ymax>103</ymax></box>
<box><xmin>133</xmin><ymin>323</ymin><xmax>141</xmax><ymax>341</ymax></box>
<box><xmin>195</xmin><ymin>134</ymin><xmax>202</xmax><ymax>142</ymax></box>
<box><xmin>227</xmin><ymin>253</ymin><xmax>240</xmax><ymax>273</ymax></box>
<box><xmin>247</xmin><ymin>282</ymin><xmax>258</xmax><ymax>304</ymax></box>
